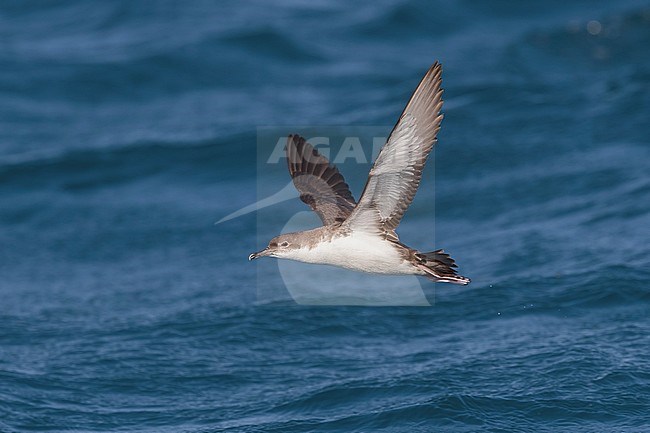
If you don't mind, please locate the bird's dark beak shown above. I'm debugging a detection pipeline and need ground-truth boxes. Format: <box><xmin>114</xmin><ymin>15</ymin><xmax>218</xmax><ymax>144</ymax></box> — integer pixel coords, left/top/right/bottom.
<box><xmin>248</xmin><ymin>248</ymin><xmax>269</xmax><ymax>261</ymax></box>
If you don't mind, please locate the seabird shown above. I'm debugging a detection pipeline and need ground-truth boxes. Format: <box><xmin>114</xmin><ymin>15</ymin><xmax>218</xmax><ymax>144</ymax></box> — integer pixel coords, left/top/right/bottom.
<box><xmin>249</xmin><ymin>62</ymin><xmax>470</xmax><ymax>285</ymax></box>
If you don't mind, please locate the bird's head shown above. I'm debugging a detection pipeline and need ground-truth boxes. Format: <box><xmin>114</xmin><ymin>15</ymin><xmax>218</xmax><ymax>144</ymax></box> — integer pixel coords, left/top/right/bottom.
<box><xmin>248</xmin><ymin>233</ymin><xmax>301</xmax><ymax>261</ymax></box>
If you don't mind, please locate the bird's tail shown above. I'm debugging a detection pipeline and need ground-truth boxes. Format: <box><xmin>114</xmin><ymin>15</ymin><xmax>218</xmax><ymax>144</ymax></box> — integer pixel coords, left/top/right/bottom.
<box><xmin>414</xmin><ymin>249</ymin><xmax>470</xmax><ymax>285</ymax></box>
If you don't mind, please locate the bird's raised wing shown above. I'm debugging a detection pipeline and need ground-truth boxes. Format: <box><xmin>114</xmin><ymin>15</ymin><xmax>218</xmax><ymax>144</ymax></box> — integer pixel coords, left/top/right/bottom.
<box><xmin>344</xmin><ymin>62</ymin><xmax>444</xmax><ymax>238</ymax></box>
<box><xmin>286</xmin><ymin>134</ymin><xmax>357</xmax><ymax>226</ymax></box>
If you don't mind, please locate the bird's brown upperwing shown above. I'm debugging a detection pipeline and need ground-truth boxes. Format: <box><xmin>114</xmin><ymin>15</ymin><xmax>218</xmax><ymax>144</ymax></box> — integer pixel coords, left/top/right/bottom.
<box><xmin>286</xmin><ymin>134</ymin><xmax>357</xmax><ymax>226</ymax></box>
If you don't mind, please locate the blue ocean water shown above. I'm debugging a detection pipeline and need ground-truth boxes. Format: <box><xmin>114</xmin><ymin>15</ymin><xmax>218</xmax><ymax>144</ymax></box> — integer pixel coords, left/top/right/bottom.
<box><xmin>1</xmin><ymin>0</ymin><xmax>650</xmax><ymax>431</ymax></box>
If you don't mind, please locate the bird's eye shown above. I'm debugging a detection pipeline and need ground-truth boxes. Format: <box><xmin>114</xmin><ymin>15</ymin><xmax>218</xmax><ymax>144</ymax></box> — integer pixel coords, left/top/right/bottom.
<box><xmin>280</xmin><ymin>242</ymin><xmax>289</xmax><ymax>247</ymax></box>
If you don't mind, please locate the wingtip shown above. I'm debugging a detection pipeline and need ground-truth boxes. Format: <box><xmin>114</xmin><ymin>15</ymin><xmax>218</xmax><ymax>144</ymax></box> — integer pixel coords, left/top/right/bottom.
<box><xmin>429</xmin><ymin>60</ymin><xmax>442</xmax><ymax>73</ymax></box>
<box><xmin>287</xmin><ymin>133</ymin><xmax>304</xmax><ymax>142</ymax></box>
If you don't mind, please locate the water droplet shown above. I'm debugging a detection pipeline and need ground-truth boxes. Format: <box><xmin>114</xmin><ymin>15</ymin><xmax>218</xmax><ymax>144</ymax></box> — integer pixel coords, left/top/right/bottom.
<box><xmin>587</xmin><ymin>20</ymin><xmax>602</xmax><ymax>35</ymax></box>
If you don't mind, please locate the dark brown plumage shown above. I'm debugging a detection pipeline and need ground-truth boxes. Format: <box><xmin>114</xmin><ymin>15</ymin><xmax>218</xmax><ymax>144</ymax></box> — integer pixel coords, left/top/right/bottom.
<box><xmin>286</xmin><ymin>134</ymin><xmax>357</xmax><ymax>225</ymax></box>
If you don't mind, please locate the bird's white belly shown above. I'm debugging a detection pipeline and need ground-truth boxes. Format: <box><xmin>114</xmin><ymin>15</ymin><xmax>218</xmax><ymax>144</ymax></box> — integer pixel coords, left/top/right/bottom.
<box><xmin>289</xmin><ymin>234</ymin><xmax>414</xmax><ymax>275</ymax></box>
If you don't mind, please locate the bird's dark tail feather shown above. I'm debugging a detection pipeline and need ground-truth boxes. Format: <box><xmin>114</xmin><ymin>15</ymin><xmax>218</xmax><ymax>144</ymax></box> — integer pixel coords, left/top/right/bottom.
<box><xmin>415</xmin><ymin>249</ymin><xmax>470</xmax><ymax>285</ymax></box>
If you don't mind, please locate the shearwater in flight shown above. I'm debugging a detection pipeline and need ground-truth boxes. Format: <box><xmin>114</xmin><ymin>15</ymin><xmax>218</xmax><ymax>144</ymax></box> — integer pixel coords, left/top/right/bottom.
<box><xmin>249</xmin><ymin>62</ymin><xmax>470</xmax><ymax>285</ymax></box>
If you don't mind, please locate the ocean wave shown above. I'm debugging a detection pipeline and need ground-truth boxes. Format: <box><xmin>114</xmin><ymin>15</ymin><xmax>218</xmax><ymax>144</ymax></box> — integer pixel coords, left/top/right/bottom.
<box><xmin>0</xmin><ymin>133</ymin><xmax>253</xmax><ymax>191</ymax></box>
